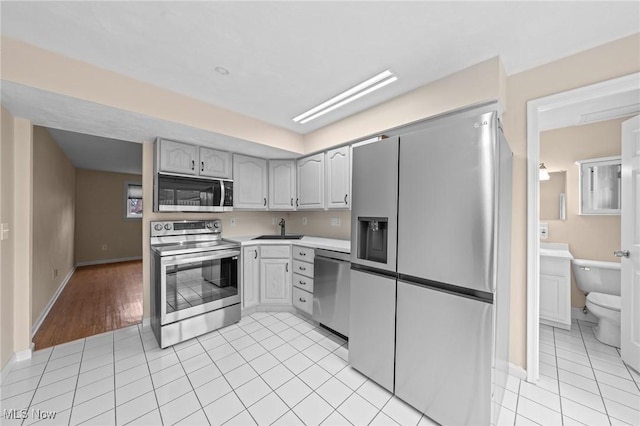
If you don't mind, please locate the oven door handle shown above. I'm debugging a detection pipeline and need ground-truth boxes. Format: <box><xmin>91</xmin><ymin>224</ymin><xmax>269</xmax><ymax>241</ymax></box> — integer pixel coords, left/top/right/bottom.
<box><xmin>160</xmin><ymin>248</ymin><xmax>241</xmax><ymax>265</ymax></box>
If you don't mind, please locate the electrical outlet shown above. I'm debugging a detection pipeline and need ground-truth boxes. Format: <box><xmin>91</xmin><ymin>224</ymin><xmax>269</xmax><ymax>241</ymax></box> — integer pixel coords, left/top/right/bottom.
<box><xmin>230</xmin><ymin>218</ymin><xmax>237</xmax><ymax>226</ymax></box>
<box><xmin>272</xmin><ymin>217</ymin><xmax>277</xmax><ymax>225</ymax></box>
<box><xmin>331</xmin><ymin>217</ymin><xmax>341</xmax><ymax>226</ymax></box>
<box><xmin>52</xmin><ymin>269</ymin><xmax>58</xmax><ymax>280</ymax></box>
<box><xmin>302</xmin><ymin>217</ymin><xmax>308</xmax><ymax>225</ymax></box>
<box><xmin>540</xmin><ymin>223</ymin><xmax>549</xmax><ymax>240</ymax></box>
<box><xmin>102</xmin><ymin>244</ymin><xmax>108</xmax><ymax>251</ymax></box>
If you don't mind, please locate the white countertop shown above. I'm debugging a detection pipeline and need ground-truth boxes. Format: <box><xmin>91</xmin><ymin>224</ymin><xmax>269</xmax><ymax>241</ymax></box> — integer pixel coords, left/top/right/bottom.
<box><xmin>225</xmin><ymin>235</ymin><xmax>351</xmax><ymax>254</ymax></box>
<box><xmin>540</xmin><ymin>242</ymin><xmax>573</xmax><ymax>259</ymax></box>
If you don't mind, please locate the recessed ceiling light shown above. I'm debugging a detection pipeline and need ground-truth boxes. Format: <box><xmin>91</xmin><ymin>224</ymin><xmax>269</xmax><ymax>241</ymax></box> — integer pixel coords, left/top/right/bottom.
<box><xmin>293</xmin><ymin>69</ymin><xmax>398</xmax><ymax>124</ymax></box>
<box><xmin>215</xmin><ymin>66</ymin><xmax>230</xmax><ymax>76</ymax></box>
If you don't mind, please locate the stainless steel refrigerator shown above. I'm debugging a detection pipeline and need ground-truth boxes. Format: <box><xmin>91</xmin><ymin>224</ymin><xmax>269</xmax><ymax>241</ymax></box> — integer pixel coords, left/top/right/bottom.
<box><xmin>349</xmin><ymin>105</ymin><xmax>512</xmax><ymax>425</ymax></box>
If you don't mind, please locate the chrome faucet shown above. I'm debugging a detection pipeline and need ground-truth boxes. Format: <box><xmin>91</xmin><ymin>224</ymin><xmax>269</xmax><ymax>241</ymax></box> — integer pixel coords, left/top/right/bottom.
<box><xmin>278</xmin><ymin>218</ymin><xmax>286</xmax><ymax>237</ymax></box>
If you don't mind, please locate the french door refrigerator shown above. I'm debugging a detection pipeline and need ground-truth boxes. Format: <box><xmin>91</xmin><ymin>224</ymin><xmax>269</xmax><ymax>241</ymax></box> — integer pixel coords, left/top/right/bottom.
<box><xmin>349</xmin><ymin>106</ymin><xmax>512</xmax><ymax>425</ymax></box>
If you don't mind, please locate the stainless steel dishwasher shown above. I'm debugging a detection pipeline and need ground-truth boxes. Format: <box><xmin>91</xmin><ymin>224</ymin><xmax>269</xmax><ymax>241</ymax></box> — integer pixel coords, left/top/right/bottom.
<box><xmin>313</xmin><ymin>249</ymin><xmax>350</xmax><ymax>338</ymax></box>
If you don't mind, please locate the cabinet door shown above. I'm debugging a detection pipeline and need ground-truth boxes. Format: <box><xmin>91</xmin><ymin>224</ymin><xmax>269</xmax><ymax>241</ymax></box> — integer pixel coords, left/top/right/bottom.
<box><xmin>326</xmin><ymin>146</ymin><xmax>351</xmax><ymax>209</ymax></box>
<box><xmin>540</xmin><ymin>273</ymin><xmax>567</xmax><ymax>324</ymax></box>
<box><xmin>242</xmin><ymin>246</ymin><xmax>260</xmax><ymax>309</ymax></box>
<box><xmin>159</xmin><ymin>139</ymin><xmax>198</xmax><ymax>175</ymax></box>
<box><xmin>297</xmin><ymin>153</ymin><xmax>325</xmax><ymax>209</ymax></box>
<box><xmin>269</xmin><ymin>160</ymin><xmax>296</xmax><ymax>210</ymax></box>
<box><xmin>260</xmin><ymin>258</ymin><xmax>292</xmax><ymax>305</ymax></box>
<box><xmin>200</xmin><ymin>147</ymin><xmax>232</xmax><ymax>178</ymax></box>
<box><xmin>233</xmin><ymin>154</ymin><xmax>268</xmax><ymax>209</ymax></box>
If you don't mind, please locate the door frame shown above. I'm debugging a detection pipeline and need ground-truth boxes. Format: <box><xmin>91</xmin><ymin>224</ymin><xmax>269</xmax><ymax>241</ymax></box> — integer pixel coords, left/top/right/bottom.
<box><xmin>525</xmin><ymin>72</ymin><xmax>640</xmax><ymax>383</ymax></box>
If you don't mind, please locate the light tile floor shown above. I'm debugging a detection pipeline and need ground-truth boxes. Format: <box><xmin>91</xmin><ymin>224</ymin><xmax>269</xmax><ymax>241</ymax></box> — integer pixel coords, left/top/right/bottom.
<box><xmin>498</xmin><ymin>319</ymin><xmax>640</xmax><ymax>426</ymax></box>
<box><xmin>1</xmin><ymin>312</ymin><xmax>437</xmax><ymax>426</ymax></box>
<box><xmin>2</xmin><ymin>314</ymin><xmax>638</xmax><ymax>426</ymax></box>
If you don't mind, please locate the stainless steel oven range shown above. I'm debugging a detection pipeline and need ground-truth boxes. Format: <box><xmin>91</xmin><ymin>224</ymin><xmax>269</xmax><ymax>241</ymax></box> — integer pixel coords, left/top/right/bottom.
<box><xmin>150</xmin><ymin>219</ymin><xmax>240</xmax><ymax>348</ymax></box>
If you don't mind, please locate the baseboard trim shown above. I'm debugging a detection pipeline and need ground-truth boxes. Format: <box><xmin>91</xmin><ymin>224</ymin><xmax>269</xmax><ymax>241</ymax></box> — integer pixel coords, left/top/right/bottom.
<box><xmin>75</xmin><ymin>256</ymin><xmax>142</xmax><ymax>267</ymax></box>
<box><xmin>571</xmin><ymin>307</ymin><xmax>598</xmax><ymax>323</ymax></box>
<box><xmin>31</xmin><ymin>267</ymin><xmax>76</xmax><ymax>338</ymax></box>
<box><xmin>509</xmin><ymin>362</ymin><xmax>527</xmax><ymax>380</ymax></box>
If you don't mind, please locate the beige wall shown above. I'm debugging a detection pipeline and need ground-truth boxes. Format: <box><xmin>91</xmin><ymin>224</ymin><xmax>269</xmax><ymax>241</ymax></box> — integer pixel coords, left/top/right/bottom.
<box><xmin>541</xmin><ymin>118</ymin><xmax>623</xmax><ymax>308</ymax></box>
<box><xmin>12</xmin><ymin>117</ymin><xmax>34</xmax><ymax>361</ymax></box>
<box><xmin>288</xmin><ymin>211</ymin><xmax>351</xmax><ymax>240</ymax></box>
<box><xmin>32</xmin><ymin>127</ymin><xmax>76</xmax><ymax>326</ymax></box>
<box><xmin>75</xmin><ymin>169</ymin><xmax>143</xmax><ymax>264</ymax></box>
<box><xmin>503</xmin><ymin>33</ymin><xmax>639</xmax><ymax>368</ymax></box>
<box><xmin>1</xmin><ymin>107</ymin><xmax>16</xmax><ymax>370</ymax></box>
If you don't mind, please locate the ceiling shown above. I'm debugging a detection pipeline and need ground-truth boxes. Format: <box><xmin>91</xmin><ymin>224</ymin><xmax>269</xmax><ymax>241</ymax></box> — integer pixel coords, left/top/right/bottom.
<box><xmin>2</xmin><ymin>1</ymin><xmax>638</xmax><ymax>135</ymax></box>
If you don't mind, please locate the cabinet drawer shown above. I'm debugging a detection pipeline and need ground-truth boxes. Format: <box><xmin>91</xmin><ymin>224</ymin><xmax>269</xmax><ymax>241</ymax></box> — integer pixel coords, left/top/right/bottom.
<box><xmin>540</xmin><ymin>257</ymin><xmax>568</xmax><ymax>277</ymax></box>
<box><xmin>293</xmin><ymin>246</ymin><xmax>315</xmax><ymax>262</ymax></box>
<box><xmin>260</xmin><ymin>245</ymin><xmax>291</xmax><ymax>259</ymax></box>
<box><xmin>293</xmin><ymin>287</ymin><xmax>313</xmax><ymax>315</ymax></box>
<box><xmin>293</xmin><ymin>259</ymin><xmax>314</xmax><ymax>278</ymax></box>
<box><xmin>293</xmin><ymin>273</ymin><xmax>314</xmax><ymax>293</ymax></box>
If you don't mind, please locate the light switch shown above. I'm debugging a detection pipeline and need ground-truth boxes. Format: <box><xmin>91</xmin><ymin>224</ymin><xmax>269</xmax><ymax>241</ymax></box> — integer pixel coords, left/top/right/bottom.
<box><xmin>331</xmin><ymin>217</ymin><xmax>341</xmax><ymax>226</ymax></box>
<box><xmin>0</xmin><ymin>223</ymin><xmax>9</xmax><ymax>241</ymax></box>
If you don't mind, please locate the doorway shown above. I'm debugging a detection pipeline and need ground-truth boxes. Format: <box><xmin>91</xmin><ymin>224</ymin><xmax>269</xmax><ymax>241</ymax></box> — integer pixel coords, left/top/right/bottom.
<box><xmin>526</xmin><ymin>72</ymin><xmax>640</xmax><ymax>383</ymax></box>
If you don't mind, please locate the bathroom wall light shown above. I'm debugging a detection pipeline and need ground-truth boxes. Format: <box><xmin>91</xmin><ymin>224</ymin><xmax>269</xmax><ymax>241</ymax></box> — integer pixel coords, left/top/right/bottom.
<box><xmin>539</xmin><ymin>163</ymin><xmax>550</xmax><ymax>181</ymax></box>
<box><xmin>293</xmin><ymin>69</ymin><xmax>398</xmax><ymax>124</ymax></box>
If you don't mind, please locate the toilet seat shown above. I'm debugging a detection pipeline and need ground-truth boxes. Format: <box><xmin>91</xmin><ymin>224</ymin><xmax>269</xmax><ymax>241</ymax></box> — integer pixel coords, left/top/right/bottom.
<box><xmin>587</xmin><ymin>292</ymin><xmax>621</xmax><ymax>312</ymax></box>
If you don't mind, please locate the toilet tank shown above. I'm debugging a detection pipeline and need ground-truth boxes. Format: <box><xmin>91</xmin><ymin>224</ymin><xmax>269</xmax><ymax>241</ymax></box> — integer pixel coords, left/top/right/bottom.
<box><xmin>572</xmin><ymin>259</ymin><xmax>621</xmax><ymax>296</ymax></box>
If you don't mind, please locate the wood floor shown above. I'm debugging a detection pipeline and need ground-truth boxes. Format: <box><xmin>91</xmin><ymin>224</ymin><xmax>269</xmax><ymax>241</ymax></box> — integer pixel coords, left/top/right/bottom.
<box><xmin>33</xmin><ymin>260</ymin><xmax>143</xmax><ymax>350</ymax></box>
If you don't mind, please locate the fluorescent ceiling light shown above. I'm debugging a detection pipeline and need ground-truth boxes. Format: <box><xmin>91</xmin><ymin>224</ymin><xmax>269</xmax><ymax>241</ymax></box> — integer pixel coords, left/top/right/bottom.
<box><xmin>293</xmin><ymin>70</ymin><xmax>398</xmax><ymax>124</ymax></box>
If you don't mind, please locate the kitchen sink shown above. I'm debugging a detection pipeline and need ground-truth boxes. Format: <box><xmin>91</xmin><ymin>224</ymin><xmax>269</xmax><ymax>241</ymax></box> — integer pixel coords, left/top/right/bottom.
<box><xmin>252</xmin><ymin>234</ymin><xmax>304</xmax><ymax>240</ymax></box>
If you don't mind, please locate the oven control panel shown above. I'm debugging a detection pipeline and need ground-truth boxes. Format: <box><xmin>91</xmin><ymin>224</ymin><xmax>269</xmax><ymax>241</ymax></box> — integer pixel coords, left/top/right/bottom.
<box><xmin>151</xmin><ymin>220</ymin><xmax>222</xmax><ymax>237</ymax></box>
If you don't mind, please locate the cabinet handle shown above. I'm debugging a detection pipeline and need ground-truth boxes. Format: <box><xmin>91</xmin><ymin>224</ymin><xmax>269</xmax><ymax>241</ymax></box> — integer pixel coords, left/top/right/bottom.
<box><xmin>299</xmin><ymin>266</ymin><xmax>306</xmax><ymax>271</ymax></box>
<box><xmin>296</xmin><ymin>198</ymin><xmax>299</xmax><ymax>207</ymax></box>
<box><xmin>290</xmin><ymin>198</ymin><xmax>293</xmax><ymax>206</ymax></box>
<box><xmin>299</xmin><ymin>297</ymin><xmax>306</xmax><ymax>303</ymax></box>
<box><xmin>299</xmin><ymin>280</ymin><xmax>306</xmax><ymax>286</ymax></box>
<box><xmin>344</xmin><ymin>194</ymin><xmax>348</xmax><ymax>204</ymax></box>
<box><xmin>201</xmin><ymin>161</ymin><xmax>204</xmax><ymax>172</ymax></box>
<box><xmin>191</xmin><ymin>160</ymin><xmax>195</xmax><ymax>170</ymax></box>
<box><xmin>286</xmin><ymin>263</ymin><xmax>289</xmax><ymax>272</ymax></box>
<box><xmin>299</xmin><ymin>252</ymin><xmax>306</xmax><ymax>256</ymax></box>
<box><xmin>264</xmin><ymin>198</ymin><xmax>267</xmax><ymax>207</ymax></box>
<box><xmin>254</xmin><ymin>250</ymin><xmax>258</xmax><ymax>259</ymax></box>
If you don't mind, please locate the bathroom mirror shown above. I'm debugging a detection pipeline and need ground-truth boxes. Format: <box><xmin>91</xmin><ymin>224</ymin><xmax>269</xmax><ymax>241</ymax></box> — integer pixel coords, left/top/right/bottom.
<box><xmin>577</xmin><ymin>156</ymin><xmax>621</xmax><ymax>215</ymax></box>
<box><xmin>540</xmin><ymin>171</ymin><xmax>567</xmax><ymax>220</ymax></box>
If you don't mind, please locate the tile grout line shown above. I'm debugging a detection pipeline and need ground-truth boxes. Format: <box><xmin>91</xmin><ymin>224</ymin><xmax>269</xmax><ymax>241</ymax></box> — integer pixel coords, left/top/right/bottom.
<box><xmin>19</xmin><ymin>348</ymin><xmax>54</xmax><ymax>426</ymax></box>
<box><xmin>552</xmin><ymin>326</ymin><xmax>566</xmax><ymax>424</ymax></box>
<box><xmin>577</xmin><ymin>320</ymin><xmax>613</xmax><ymax>426</ymax></box>
<box><xmin>65</xmin><ymin>338</ymin><xmax>87</xmax><ymax>426</ymax></box>
<box><xmin>130</xmin><ymin>324</ymin><xmax>165</xmax><ymax>425</ymax></box>
<box><xmin>112</xmin><ymin>330</ymin><xmax>117</xmax><ymax>426</ymax></box>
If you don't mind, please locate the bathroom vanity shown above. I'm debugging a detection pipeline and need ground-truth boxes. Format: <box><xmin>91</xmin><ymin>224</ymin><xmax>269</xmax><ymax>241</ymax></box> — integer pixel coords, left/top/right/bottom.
<box><xmin>540</xmin><ymin>243</ymin><xmax>573</xmax><ymax>330</ymax></box>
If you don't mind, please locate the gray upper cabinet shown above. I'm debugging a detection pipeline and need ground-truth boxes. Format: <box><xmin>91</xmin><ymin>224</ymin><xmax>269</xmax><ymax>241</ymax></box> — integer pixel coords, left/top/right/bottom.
<box><xmin>233</xmin><ymin>154</ymin><xmax>268</xmax><ymax>209</ymax></box>
<box><xmin>199</xmin><ymin>147</ymin><xmax>231</xmax><ymax>178</ymax></box>
<box><xmin>269</xmin><ymin>160</ymin><xmax>296</xmax><ymax>210</ymax></box>
<box><xmin>157</xmin><ymin>138</ymin><xmax>232</xmax><ymax>179</ymax></box>
<box><xmin>297</xmin><ymin>153</ymin><xmax>325</xmax><ymax>210</ymax></box>
<box><xmin>158</xmin><ymin>139</ymin><xmax>198</xmax><ymax>175</ymax></box>
<box><xmin>326</xmin><ymin>146</ymin><xmax>351</xmax><ymax>209</ymax></box>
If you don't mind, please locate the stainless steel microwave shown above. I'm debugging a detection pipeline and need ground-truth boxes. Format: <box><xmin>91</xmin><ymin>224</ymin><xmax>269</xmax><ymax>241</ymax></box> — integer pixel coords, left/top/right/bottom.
<box><xmin>154</xmin><ymin>173</ymin><xmax>233</xmax><ymax>212</ymax></box>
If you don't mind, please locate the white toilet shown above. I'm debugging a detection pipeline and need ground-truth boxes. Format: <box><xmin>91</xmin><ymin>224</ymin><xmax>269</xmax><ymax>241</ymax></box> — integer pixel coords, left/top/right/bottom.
<box><xmin>572</xmin><ymin>259</ymin><xmax>622</xmax><ymax>347</ymax></box>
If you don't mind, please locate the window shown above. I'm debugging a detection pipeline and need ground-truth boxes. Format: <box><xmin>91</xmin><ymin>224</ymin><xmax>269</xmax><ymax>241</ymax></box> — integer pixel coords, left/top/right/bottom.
<box><xmin>125</xmin><ymin>182</ymin><xmax>143</xmax><ymax>219</ymax></box>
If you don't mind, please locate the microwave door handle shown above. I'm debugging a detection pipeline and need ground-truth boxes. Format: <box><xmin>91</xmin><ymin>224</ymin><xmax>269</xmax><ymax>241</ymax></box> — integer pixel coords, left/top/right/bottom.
<box><xmin>220</xmin><ymin>182</ymin><xmax>225</xmax><ymax>208</ymax></box>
